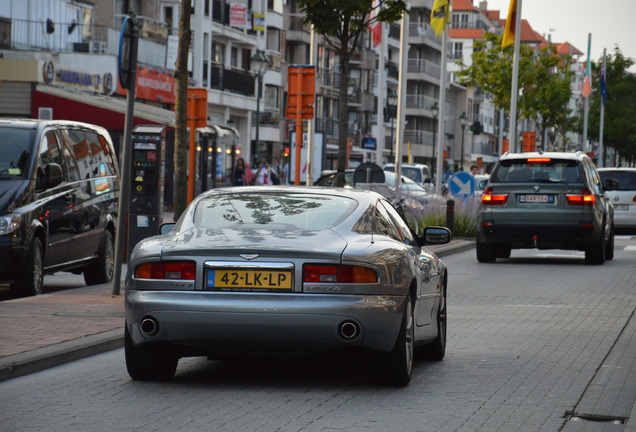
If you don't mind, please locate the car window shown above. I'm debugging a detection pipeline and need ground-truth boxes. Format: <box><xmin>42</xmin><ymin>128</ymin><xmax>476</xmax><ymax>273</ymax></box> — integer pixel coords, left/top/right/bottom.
<box><xmin>37</xmin><ymin>131</ymin><xmax>66</xmax><ymax>189</ymax></box>
<box><xmin>491</xmin><ymin>158</ymin><xmax>582</xmax><ymax>184</ymax></box>
<box><xmin>374</xmin><ymin>200</ymin><xmax>404</xmax><ymax>241</ymax></box>
<box><xmin>599</xmin><ymin>171</ymin><xmax>636</xmax><ymax>190</ymax></box>
<box><xmin>379</xmin><ymin>200</ymin><xmax>416</xmax><ymax>244</ymax></box>
<box><xmin>194</xmin><ymin>193</ymin><xmax>358</xmax><ymax>231</ymax></box>
<box><xmin>583</xmin><ymin>159</ymin><xmax>602</xmax><ymax>194</ymax></box>
<box><xmin>0</xmin><ymin>128</ymin><xmax>33</xmax><ymax>178</ymax></box>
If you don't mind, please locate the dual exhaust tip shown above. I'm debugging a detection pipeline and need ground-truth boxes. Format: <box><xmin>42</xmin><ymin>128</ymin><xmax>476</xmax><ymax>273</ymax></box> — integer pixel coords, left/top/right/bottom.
<box><xmin>141</xmin><ymin>315</ymin><xmax>361</xmax><ymax>341</ymax></box>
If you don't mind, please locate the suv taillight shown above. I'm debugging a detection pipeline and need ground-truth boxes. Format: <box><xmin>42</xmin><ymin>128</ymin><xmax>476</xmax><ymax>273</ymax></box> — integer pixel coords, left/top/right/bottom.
<box><xmin>481</xmin><ymin>188</ymin><xmax>509</xmax><ymax>205</ymax></box>
<box><xmin>566</xmin><ymin>188</ymin><xmax>596</xmax><ymax>206</ymax></box>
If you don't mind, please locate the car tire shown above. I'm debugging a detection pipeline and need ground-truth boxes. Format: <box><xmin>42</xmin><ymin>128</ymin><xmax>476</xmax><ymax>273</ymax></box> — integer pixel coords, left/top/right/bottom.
<box><xmin>368</xmin><ymin>295</ymin><xmax>414</xmax><ymax>386</ymax></box>
<box><xmin>418</xmin><ymin>285</ymin><xmax>447</xmax><ymax>361</ymax></box>
<box><xmin>84</xmin><ymin>230</ymin><xmax>115</xmax><ymax>286</ymax></box>
<box><xmin>605</xmin><ymin>225</ymin><xmax>615</xmax><ymax>260</ymax></box>
<box><xmin>585</xmin><ymin>235</ymin><xmax>606</xmax><ymax>265</ymax></box>
<box><xmin>496</xmin><ymin>245</ymin><xmax>512</xmax><ymax>259</ymax></box>
<box><xmin>476</xmin><ymin>241</ymin><xmax>497</xmax><ymax>263</ymax></box>
<box><xmin>125</xmin><ymin>327</ymin><xmax>178</xmax><ymax>381</ymax></box>
<box><xmin>10</xmin><ymin>237</ymin><xmax>44</xmax><ymax>298</ymax></box>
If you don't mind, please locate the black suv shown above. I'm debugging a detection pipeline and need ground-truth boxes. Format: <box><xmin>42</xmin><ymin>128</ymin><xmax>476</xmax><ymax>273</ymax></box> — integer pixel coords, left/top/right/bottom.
<box><xmin>0</xmin><ymin>120</ymin><xmax>119</xmax><ymax>297</ymax></box>
<box><xmin>477</xmin><ymin>152</ymin><xmax>615</xmax><ymax>265</ymax></box>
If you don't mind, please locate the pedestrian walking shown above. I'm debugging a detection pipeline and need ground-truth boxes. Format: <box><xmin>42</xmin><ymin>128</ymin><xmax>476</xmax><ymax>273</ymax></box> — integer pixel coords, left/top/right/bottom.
<box><xmin>254</xmin><ymin>160</ymin><xmax>272</xmax><ymax>185</ymax></box>
<box><xmin>233</xmin><ymin>157</ymin><xmax>247</xmax><ymax>186</ymax></box>
<box><xmin>270</xmin><ymin>157</ymin><xmax>284</xmax><ymax>185</ymax></box>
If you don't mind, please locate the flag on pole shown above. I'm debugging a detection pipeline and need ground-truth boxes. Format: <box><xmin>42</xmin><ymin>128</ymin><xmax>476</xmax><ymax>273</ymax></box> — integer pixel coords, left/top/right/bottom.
<box><xmin>370</xmin><ymin>23</ymin><xmax>382</xmax><ymax>48</ymax></box>
<box><xmin>430</xmin><ymin>0</ymin><xmax>450</xmax><ymax>37</ymax></box>
<box><xmin>599</xmin><ymin>60</ymin><xmax>607</xmax><ymax>105</ymax></box>
<box><xmin>502</xmin><ymin>0</ymin><xmax>518</xmax><ymax>48</ymax></box>
<box><xmin>582</xmin><ymin>49</ymin><xmax>593</xmax><ymax>97</ymax></box>
<box><xmin>368</xmin><ymin>1</ymin><xmax>382</xmax><ymax>48</ymax></box>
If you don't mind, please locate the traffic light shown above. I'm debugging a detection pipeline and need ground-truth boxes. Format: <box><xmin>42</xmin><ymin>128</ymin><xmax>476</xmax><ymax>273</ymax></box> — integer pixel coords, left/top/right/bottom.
<box><xmin>470</xmin><ymin>121</ymin><xmax>483</xmax><ymax>135</ymax></box>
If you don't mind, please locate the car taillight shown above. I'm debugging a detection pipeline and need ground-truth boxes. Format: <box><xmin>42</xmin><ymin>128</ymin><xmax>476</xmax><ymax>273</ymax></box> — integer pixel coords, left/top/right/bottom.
<box><xmin>303</xmin><ymin>264</ymin><xmax>378</xmax><ymax>283</ymax></box>
<box><xmin>135</xmin><ymin>261</ymin><xmax>196</xmax><ymax>280</ymax></box>
<box><xmin>566</xmin><ymin>188</ymin><xmax>596</xmax><ymax>206</ymax></box>
<box><xmin>481</xmin><ymin>187</ymin><xmax>509</xmax><ymax>205</ymax></box>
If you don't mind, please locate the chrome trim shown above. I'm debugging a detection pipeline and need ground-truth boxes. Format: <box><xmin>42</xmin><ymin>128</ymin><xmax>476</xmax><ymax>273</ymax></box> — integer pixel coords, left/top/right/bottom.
<box><xmin>204</xmin><ymin>261</ymin><xmax>294</xmax><ymax>270</ymax></box>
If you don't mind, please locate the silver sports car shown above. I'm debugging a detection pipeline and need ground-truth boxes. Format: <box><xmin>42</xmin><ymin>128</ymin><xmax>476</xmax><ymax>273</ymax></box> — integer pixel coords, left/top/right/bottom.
<box><xmin>124</xmin><ymin>186</ymin><xmax>451</xmax><ymax>386</ymax></box>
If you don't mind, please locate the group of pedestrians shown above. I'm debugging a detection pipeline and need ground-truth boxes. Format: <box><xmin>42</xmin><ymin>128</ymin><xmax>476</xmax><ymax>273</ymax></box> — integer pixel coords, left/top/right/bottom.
<box><xmin>233</xmin><ymin>157</ymin><xmax>286</xmax><ymax>186</ymax></box>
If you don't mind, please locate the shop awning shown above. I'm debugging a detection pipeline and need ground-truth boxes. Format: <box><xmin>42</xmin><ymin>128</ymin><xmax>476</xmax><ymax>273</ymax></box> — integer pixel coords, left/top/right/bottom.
<box><xmin>34</xmin><ymin>84</ymin><xmax>176</xmax><ymax>129</ymax></box>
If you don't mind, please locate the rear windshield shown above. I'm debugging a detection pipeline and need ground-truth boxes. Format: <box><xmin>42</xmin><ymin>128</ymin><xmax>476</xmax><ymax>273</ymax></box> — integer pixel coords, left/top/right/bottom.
<box><xmin>599</xmin><ymin>170</ymin><xmax>636</xmax><ymax>191</ymax></box>
<box><xmin>491</xmin><ymin>159</ymin><xmax>582</xmax><ymax>184</ymax></box>
<box><xmin>194</xmin><ymin>192</ymin><xmax>358</xmax><ymax>231</ymax></box>
<box><xmin>0</xmin><ymin>128</ymin><xmax>34</xmax><ymax>178</ymax></box>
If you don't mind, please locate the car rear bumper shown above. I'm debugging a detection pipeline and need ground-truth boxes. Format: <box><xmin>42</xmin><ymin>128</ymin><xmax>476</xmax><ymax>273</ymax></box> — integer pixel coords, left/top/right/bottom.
<box><xmin>612</xmin><ymin>211</ymin><xmax>636</xmax><ymax>229</ymax></box>
<box><xmin>478</xmin><ymin>224</ymin><xmax>599</xmax><ymax>249</ymax></box>
<box><xmin>125</xmin><ymin>290</ymin><xmax>405</xmax><ymax>354</ymax></box>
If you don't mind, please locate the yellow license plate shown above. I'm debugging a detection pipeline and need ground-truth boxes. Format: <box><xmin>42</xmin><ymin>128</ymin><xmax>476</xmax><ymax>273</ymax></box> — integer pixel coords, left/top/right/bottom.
<box><xmin>207</xmin><ymin>269</ymin><xmax>292</xmax><ymax>292</ymax></box>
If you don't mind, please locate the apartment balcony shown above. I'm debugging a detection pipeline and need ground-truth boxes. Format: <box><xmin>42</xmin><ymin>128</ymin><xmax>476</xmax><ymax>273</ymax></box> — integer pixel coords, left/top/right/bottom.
<box><xmin>408</xmin><ymin>23</ymin><xmax>442</xmax><ymax>50</ymax></box>
<box><xmin>210</xmin><ymin>63</ymin><xmax>256</xmax><ymax>96</ymax></box>
<box><xmin>407</xmin><ymin>58</ymin><xmax>441</xmax><ymax>82</ymax></box>
<box><xmin>4</xmin><ymin>18</ymin><xmax>108</xmax><ymax>53</ymax></box>
<box><xmin>286</xmin><ymin>15</ymin><xmax>310</xmax><ymax>44</ymax></box>
<box><xmin>405</xmin><ymin>93</ymin><xmax>438</xmax><ymax>115</ymax></box>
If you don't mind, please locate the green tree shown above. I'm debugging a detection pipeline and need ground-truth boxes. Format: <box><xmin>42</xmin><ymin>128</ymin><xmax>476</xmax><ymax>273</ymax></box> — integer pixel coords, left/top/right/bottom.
<box><xmin>586</xmin><ymin>46</ymin><xmax>636</xmax><ymax>165</ymax></box>
<box><xmin>456</xmin><ymin>33</ymin><xmax>574</xmax><ymax>148</ymax></box>
<box><xmin>172</xmin><ymin>0</ymin><xmax>192</xmax><ymax>220</ymax></box>
<box><xmin>296</xmin><ymin>0</ymin><xmax>406</xmax><ymax>186</ymax></box>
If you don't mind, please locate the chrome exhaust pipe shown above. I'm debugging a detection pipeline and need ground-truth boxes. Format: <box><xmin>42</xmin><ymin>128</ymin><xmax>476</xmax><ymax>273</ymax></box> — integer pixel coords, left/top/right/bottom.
<box><xmin>338</xmin><ymin>321</ymin><xmax>360</xmax><ymax>340</ymax></box>
<box><xmin>140</xmin><ymin>316</ymin><xmax>159</xmax><ymax>336</ymax></box>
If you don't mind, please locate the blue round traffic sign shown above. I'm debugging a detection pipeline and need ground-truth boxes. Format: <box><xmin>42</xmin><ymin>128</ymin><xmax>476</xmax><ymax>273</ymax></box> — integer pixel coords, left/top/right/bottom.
<box><xmin>449</xmin><ymin>172</ymin><xmax>475</xmax><ymax>197</ymax></box>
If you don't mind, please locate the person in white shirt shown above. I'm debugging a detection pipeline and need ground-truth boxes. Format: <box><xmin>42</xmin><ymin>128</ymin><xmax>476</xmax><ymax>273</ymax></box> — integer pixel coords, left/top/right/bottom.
<box><xmin>254</xmin><ymin>160</ymin><xmax>272</xmax><ymax>185</ymax></box>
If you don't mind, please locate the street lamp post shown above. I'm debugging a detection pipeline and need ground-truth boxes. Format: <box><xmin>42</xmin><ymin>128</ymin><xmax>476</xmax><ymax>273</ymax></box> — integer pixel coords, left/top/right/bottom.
<box><xmin>459</xmin><ymin>111</ymin><xmax>467</xmax><ymax>171</ymax></box>
<box><xmin>431</xmin><ymin>102</ymin><xmax>439</xmax><ymax>181</ymax></box>
<box><xmin>386</xmin><ymin>89</ymin><xmax>398</xmax><ymax>161</ymax></box>
<box><xmin>250</xmin><ymin>50</ymin><xmax>269</xmax><ymax>162</ymax></box>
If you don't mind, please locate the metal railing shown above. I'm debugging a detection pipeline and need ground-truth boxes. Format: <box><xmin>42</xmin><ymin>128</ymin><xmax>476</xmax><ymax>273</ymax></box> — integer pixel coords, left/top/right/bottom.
<box><xmin>6</xmin><ymin>18</ymin><xmax>108</xmax><ymax>53</ymax></box>
<box><xmin>210</xmin><ymin>63</ymin><xmax>256</xmax><ymax>96</ymax></box>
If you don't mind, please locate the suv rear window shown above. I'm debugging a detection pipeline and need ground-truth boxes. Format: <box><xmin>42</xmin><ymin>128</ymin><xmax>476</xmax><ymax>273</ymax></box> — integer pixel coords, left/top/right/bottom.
<box><xmin>598</xmin><ymin>171</ymin><xmax>636</xmax><ymax>191</ymax></box>
<box><xmin>491</xmin><ymin>158</ymin><xmax>582</xmax><ymax>184</ymax></box>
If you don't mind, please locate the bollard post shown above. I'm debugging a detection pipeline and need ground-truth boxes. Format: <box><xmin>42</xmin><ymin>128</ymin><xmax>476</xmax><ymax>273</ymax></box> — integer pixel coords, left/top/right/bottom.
<box><xmin>446</xmin><ymin>199</ymin><xmax>455</xmax><ymax>235</ymax></box>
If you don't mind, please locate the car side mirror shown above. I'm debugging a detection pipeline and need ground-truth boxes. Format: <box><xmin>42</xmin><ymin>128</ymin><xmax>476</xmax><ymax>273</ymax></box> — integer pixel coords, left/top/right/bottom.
<box><xmin>478</xmin><ymin>179</ymin><xmax>488</xmax><ymax>189</ymax></box>
<box><xmin>43</xmin><ymin>163</ymin><xmax>63</xmax><ymax>189</ymax></box>
<box><xmin>604</xmin><ymin>179</ymin><xmax>619</xmax><ymax>191</ymax></box>
<box><xmin>160</xmin><ymin>222</ymin><xmax>176</xmax><ymax>235</ymax></box>
<box><xmin>417</xmin><ymin>226</ymin><xmax>452</xmax><ymax>247</ymax></box>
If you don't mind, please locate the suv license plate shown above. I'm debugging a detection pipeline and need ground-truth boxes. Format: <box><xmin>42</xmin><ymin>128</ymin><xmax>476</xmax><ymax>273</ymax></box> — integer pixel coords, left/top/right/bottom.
<box><xmin>206</xmin><ymin>269</ymin><xmax>293</xmax><ymax>292</ymax></box>
<box><xmin>519</xmin><ymin>194</ymin><xmax>554</xmax><ymax>203</ymax></box>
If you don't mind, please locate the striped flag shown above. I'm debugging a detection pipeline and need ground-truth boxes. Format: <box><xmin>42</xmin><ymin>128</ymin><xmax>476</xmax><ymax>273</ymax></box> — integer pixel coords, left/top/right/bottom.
<box><xmin>430</xmin><ymin>0</ymin><xmax>450</xmax><ymax>37</ymax></box>
<box><xmin>502</xmin><ymin>0</ymin><xmax>517</xmax><ymax>48</ymax></box>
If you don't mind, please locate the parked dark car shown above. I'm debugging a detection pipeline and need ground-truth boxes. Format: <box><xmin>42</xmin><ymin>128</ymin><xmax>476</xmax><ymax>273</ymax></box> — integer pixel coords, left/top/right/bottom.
<box><xmin>125</xmin><ymin>186</ymin><xmax>452</xmax><ymax>386</ymax></box>
<box><xmin>0</xmin><ymin>119</ymin><xmax>119</xmax><ymax>297</ymax></box>
<box><xmin>477</xmin><ymin>151</ymin><xmax>615</xmax><ymax>265</ymax></box>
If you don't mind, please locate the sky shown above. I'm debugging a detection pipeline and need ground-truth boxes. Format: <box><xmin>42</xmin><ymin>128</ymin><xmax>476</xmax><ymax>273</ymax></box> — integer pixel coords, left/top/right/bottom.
<box><xmin>481</xmin><ymin>0</ymin><xmax>636</xmax><ymax>70</ymax></box>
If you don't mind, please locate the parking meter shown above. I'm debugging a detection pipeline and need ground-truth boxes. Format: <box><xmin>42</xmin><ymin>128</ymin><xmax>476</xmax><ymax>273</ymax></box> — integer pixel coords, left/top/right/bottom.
<box><xmin>128</xmin><ymin>125</ymin><xmax>165</xmax><ymax>253</ymax></box>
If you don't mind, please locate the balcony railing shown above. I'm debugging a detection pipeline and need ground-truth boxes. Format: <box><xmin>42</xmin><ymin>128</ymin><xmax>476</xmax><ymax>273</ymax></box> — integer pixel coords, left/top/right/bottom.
<box><xmin>407</xmin><ymin>58</ymin><xmax>441</xmax><ymax>79</ymax></box>
<box><xmin>210</xmin><ymin>63</ymin><xmax>255</xmax><ymax>96</ymax></box>
<box><xmin>6</xmin><ymin>18</ymin><xmax>108</xmax><ymax>53</ymax></box>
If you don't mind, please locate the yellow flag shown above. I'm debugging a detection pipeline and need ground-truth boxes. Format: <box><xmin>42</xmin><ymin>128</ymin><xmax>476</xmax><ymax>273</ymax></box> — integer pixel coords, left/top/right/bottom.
<box><xmin>430</xmin><ymin>0</ymin><xmax>450</xmax><ymax>37</ymax></box>
<box><xmin>502</xmin><ymin>0</ymin><xmax>517</xmax><ymax>48</ymax></box>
